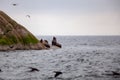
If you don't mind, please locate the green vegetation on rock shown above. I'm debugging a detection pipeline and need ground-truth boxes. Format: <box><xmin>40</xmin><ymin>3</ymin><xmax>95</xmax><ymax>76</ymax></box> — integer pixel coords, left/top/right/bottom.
<box><xmin>22</xmin><ymin>34</ymin><xmax>39</xmax><ymax>45</ymax></box>
<box><xmin>0</xmin><ymin>10</ymin><xmax>44</xmax><ymax>50</ymax></box>
<box><xmin>0</xmin><ymin>37</ymin><xmax>10</xmax><ymax>45</ymax></box>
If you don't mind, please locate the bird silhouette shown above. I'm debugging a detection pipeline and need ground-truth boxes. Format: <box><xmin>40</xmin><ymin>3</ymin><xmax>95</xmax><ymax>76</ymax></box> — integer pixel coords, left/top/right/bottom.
<box><xmin>0</xmin><ymin>69</ymin><xmax>2</xmax><ymax>72</ymax></box>
<box><xmin>112</xmin><ymin>71</ymin><xmax>120</xmax><ymax>76</ymax></box>
<box><xmin>104</xmin><ymin>70</ymin><xmax>120</xmax><ymax>76</ymax></box>
<box><xmin>12</xmin><ymin>3</ymin><xmax>18</xmax><ymax>6</ymax></box>
<box><xmin>54</xmin><ymin>71</ymin><xmax>62</xmax><ymax>78</ymax></box>
<box><xmin>27</xmin><ymin>67</ymin><xmax>39</xmax><ymax>72</ymax></box>
<box><xmin>26</xmin><ymin>15</ymin><xmax>30</xmax><ymax>18</ymax></box>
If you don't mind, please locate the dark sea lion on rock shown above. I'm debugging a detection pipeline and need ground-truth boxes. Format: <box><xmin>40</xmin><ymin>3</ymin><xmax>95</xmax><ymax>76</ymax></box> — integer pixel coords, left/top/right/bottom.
<box><xmin>44</xmin><ymin>40</ymin><xmax>48</xmax><ymax>43</ymax></box>
<box><xmin>40</xmin><ymin>39</ymin><xmax>50</xmax><ymax>48</ymax></box>
<box><xmin>40</xmin><ymin>39</ymin><xmax>43</xmax><ymax>43</ymax></box>
<box><xmin>52</xmin><ymin>37</ymin><xmax>62</xmax><ymax>48</ymax></box>
<box><xmin>43</xmin><ymin>40</ymin><xmax>50</xmax><ymax>48</ymax></box>
<box><xmin>55</xmin><ymin>43</ymin><xmax>62</xmax><ymax>48</ymax></box>
<box><xmin>52</xmin><ymin>37</ymin><xmax>57</xmax><ymax>46</ymax></box>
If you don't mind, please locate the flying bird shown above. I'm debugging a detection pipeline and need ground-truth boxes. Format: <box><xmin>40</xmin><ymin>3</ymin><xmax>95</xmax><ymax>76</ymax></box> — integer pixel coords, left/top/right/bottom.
<box><xmin>53</xmin><ymin>71</ymin><xmax>63</xmax><ymax>78</ymax></box>
<box><xmin>27</xmin><ymin>67</ymin><xmax>39</xmax><ymax>72</ymax></box>
<box><xmin>112</xmin><ymin>71</ymin><xmax>120</xmax><ymax>76</ymax></box>
<box><xmin>12</xmin><ymin>3</ymin><xmax>18</xmax><ymax>6</ymax></box>
<box><xmin>26</xmin><ymin>15</ymin><xmax>30</xmax><ymax>18</ymax></box>
<box><xmin>0</xmin><ymin>69</ymin><xmax>2</xmax><ymax>72</ymax></box>
<box><xmin>104</xmin><ymin>71</ymin><xmax>120</xmax><ymax>76</ymax></box>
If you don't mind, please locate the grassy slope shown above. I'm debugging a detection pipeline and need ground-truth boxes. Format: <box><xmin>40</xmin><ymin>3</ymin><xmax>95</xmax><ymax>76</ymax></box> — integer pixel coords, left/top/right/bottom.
<box><xmin>0</xmin><ymin>11</ymin><xmax>39</xmax><ymax>46</ymax></box>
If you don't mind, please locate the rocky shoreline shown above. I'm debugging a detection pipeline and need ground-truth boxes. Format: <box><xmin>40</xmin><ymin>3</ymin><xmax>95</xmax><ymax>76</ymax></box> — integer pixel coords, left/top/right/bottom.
<box><xmin>0</xmin><ymin>11</ymin><xmax>62</xmax><ymax>51</ymax></box>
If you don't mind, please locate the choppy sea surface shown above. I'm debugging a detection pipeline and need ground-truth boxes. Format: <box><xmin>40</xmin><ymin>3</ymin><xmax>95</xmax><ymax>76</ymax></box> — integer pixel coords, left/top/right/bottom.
<box><xmin>0</xmin><ymin>36</ymin><xmax>120</xmax><ymax>80</ymax></box>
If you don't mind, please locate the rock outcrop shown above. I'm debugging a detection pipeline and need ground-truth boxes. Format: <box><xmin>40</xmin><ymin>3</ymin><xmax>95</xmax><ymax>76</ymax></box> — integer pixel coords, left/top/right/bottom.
<box><xmin>0</xmin><ymin>11</ymin><xmax>45</xmax><ymax>51</ymax></box>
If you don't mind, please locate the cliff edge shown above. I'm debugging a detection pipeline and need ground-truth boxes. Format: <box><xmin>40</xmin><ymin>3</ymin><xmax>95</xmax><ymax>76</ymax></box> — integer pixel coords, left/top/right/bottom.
<box><xmin>0</xmin><ymin>11</ymin><xmax>45</xmax><ymax>51</ymax></box>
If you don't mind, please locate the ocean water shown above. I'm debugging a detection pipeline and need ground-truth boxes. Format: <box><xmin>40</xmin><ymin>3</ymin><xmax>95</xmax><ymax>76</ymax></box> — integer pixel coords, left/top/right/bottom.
<box><xmin>0</xmin><ymin>36</ymin><xmax>120</xmax><ymax>80</ymax></box>
<box><xmin>38</xmin><ymin>36</ymin><xmax>120</xmax><ymax>47</ymax></box>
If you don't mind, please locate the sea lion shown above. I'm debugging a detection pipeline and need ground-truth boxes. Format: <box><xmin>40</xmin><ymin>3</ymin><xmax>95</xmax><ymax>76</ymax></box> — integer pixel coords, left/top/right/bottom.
<box><xmin>52</xmin><ymin>37</ymin><xmax>62</xmax><ymax>48</ymax></box>
<box><xmin>43</xmin><ymin>40</ymin><xmax>50</xmax><ymax>48</ymax></box>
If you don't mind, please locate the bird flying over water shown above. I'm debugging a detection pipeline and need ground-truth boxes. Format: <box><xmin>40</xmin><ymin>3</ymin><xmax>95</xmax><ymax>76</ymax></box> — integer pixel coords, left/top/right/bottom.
<box><xmin>12</xmin><ymin>3</ymin><xmax>18</xmax><ymax>6</ymax></box>
<box><xmin>26</xmin><ymin>15</ymin><xmax>30</xmax><ymax>18</ymax></box>
<box><xmin>0</xmin><ymin>69</ymin><xmax>2</xmax><ymax>72</ymax></box>
<box><xmin>54</xmin><ymin>71</ymin><xmax>63</xmax><ymax>78</ymax></box>
<box><xmin>27</xmin><ymin>67</ymin><xmax>39</xmax><ymax>72</ymax></box>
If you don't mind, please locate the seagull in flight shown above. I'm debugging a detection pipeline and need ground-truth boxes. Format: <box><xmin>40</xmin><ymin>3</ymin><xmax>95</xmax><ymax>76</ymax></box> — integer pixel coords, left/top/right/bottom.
<box><xmin>53</xmin><ymin>71</ymin><xmax>63</xmax><ymax>78</ymax></box>
<box><xmin>27</xmin><ymin>67</ymin><xmax>39</xmax><ymax>72</ymax></box>
<box><xmin>0</xmin><ymin>69</ymin><xmax>2</xmax><ymax>72</ymax></box>
<box><xmin>12</xmin><ymin>3</ymin><xmax>18</xmax><ymax>6</ymax></box>
<box><xmin>26</xmin><ymin>15</ymin><xmax>30</xmax><ymax>18</ymax></box>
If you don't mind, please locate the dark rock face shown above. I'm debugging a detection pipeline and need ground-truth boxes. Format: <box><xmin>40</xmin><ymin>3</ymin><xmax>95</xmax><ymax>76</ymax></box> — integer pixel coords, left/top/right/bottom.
<box><xmin>0</xmin><ymin>11</ymin><xmax>45</xmax><ymax>51</ymax></box>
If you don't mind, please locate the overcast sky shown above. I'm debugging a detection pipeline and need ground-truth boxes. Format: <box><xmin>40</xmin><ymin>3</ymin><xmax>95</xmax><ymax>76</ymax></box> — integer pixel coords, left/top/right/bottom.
<box><xmin>0</xmin><ymin>0</ymin><xmax>120</xmax><ymax>35</ymax></box>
